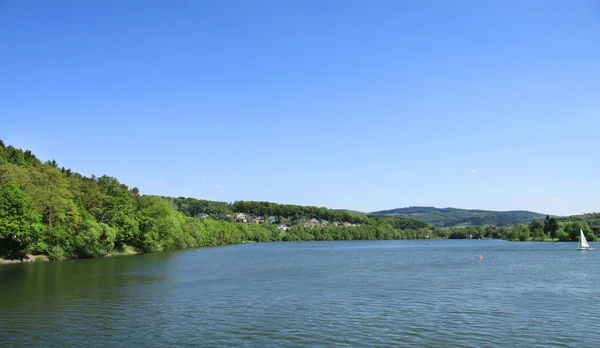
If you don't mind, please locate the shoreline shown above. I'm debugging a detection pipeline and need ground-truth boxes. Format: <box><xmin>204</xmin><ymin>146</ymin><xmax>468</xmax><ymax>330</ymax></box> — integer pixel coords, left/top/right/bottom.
<box><xmin>0</xmin><ymin>249</ymin><xmax>140</xmax><ymax>265</ymax></box>
<box><xmin>0</xmin><ymin>255</ymin><xmax>49</xmax><ymax>265</ymax></box>
<box><xmin>0</xmin><ymin>239</ymin><xmax>265</xmax><ymax>265</ymax></box>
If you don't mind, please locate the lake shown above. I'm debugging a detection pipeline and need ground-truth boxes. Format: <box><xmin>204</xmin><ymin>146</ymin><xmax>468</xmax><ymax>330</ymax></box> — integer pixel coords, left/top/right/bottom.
<box><xmin>1</xmin><ymin>240</ymin><xmax>599</xmax><ymax>347</ymax></box>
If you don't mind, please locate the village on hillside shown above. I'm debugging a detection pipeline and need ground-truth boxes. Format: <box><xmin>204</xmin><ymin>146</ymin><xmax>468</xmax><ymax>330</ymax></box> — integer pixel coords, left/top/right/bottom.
<box><xmin>197</xmin><ymin>212</ymin><xmax>361</xmax><ymax>230</ymax></box>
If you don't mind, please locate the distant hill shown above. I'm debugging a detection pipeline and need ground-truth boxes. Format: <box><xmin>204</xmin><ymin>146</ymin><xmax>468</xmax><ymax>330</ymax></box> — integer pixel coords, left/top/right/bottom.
<box><xmin>556</xmin><ymin>212</ymin><xmax>600</xmax><ymax>225</ymax></box>
<box><xmin>334</xmin><ymin>209</ymin><xmax>368</xmax><ymax>216</ymax></box>
<box><xmin>370</xmin><ymin>206</ymin><xmax>546</xmax><ymax>227</ymax></box>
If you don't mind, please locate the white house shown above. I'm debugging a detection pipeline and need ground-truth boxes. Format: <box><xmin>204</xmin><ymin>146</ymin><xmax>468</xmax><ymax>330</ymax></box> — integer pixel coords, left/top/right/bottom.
<box><xmin>235</xmin><ymin>213</ymin><xmax>247</xmax><ymax>222</ymax></box>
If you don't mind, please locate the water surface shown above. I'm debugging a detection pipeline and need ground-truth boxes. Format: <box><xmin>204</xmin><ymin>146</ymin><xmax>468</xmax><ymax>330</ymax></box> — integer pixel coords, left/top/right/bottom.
<box><xmin>2</xmin><ymin>240</ymin><xmax>599</xmax><ymax>347</ymax></box>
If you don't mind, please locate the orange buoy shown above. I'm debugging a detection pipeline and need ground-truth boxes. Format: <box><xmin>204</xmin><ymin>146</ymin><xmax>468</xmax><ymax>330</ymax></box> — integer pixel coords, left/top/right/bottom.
<box><xmin>479</xmin><ymin>254</ymin><xmax>483</xmax><ymax>260</ymax></box>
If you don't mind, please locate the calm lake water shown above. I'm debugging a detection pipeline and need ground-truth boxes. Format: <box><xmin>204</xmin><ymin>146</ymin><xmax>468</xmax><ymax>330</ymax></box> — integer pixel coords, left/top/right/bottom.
<box><xmin>2</xmin><ymin>240</ymin><xmax>600</xmax><ymax>347</ymax></box>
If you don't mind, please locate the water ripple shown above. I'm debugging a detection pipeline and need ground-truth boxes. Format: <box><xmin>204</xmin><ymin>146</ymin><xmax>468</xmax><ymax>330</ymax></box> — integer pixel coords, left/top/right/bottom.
<box><xmin>2</xmin><ymin>240</ymin><xmax>600</xmax><ymax>347</ymax></box>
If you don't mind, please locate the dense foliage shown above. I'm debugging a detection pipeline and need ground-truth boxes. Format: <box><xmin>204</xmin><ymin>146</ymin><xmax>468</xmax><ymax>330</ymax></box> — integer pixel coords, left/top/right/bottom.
<box><xmin>161</xmin><ymin>196</ymin><xmax>429</xmax><ymax>228</ymax></box>
<box><xmin>1</xmin><ymin>140</ymin><xmax>596</xmax><ymax>261</ymax></box>
<box><xmin>371</xmin><ymin>206</ymin><xmax>546</xmax><ymax>227</ymax></box>
<box><xmin>0</xmin><ymin>140</ymin><xmax>431</xmax><ymax>260</ymax></box>
<box><xmin>435</xmin><ymin>215</ymin><xmax>596</xmax><ymax>242</ymax></box>
<box><xmin>556</xmin><ymin>213</ymin><xmax>600</xmax><ymax>236</ymax></box>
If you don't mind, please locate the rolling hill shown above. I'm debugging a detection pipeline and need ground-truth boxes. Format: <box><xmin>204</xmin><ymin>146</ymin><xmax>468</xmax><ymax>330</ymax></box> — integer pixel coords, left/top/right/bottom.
<box><xmin>334</xmin><ymin>209</ymin><xmax>368</xmax><ymax>216</ymax></box>
<box><xmin>370</xmin><ymin>206</ymin><xmax>546</xmax><ymax>227</ymax></box>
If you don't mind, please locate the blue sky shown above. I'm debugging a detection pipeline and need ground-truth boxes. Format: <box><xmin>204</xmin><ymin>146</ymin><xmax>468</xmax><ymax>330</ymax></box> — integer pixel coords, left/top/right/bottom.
<box><xmin>1</xmin><ymin>0</ymin><xmax>599</xmax><ymax>215</ymax></box>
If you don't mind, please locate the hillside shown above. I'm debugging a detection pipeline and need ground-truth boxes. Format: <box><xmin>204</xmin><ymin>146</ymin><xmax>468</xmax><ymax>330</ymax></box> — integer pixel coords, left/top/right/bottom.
<box><xmin>3</xmin><ymin>138</ymin><xmax>595</xmax><ymax>263</ymax></box>
<box><xmin>334</xmin><ymin>209</ymin><xmax>368</xmax><ymax>216</ymax></box>
<box><xmin>161</xmin><ymin>197</ymin><xmax>428</xmax><ymax>230</ymax></box>
<box><xmin>556</xmin><ymin>212</ymin><xmax>600</xmax><ymax>223</ymax></box>
<box><xmin>371</xmin><ymin>206</ymin><xmax>546</xmax><ymax>227</ymax></box>
<box><xmin>0</xmin><ymin>140</ymin><xmax>431</xmax><ymax>261</ymax></box>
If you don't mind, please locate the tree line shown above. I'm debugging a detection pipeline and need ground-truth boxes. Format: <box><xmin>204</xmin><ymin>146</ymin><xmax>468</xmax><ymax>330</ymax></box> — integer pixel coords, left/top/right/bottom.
<box><xmin>161</xmin><ymin>196</ymin><xmax>371</xmax><ymax>224</ymax></box>
<box><xmin>436</xmin><ymin>215</ymin><xmax>595</xmax><ymax>242</ymax></box>
<box><xmin>162</xmin><ymin>196</ymin><xmax>429</xmax><ymax>228</ymax></box>
<box><xmin>0</xmin><ymin>140</ymin><xmax>431</xmax><ymax>260</ymax></box>
<box><xmin>1</xmin><ymin>140</ymin><xmax>596</xmax><ymax>262</ymax></box>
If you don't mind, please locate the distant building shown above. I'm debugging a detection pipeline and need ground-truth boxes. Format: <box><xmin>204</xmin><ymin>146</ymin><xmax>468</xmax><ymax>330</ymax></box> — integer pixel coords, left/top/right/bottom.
<box><xmin>235</xmin><ymin>213</ymin><xmax>247</xmax><ymax>222</ymax></box>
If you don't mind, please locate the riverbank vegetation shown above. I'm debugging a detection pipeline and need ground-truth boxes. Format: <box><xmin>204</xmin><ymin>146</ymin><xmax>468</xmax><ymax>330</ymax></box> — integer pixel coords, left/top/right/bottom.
<box><xmin>439</xmin><ymin>216</ymin><xmax>596</xmax><ymax>242</ymax></box>
<box><xmin>0</xmin><ymin>141</ymin><xmax>431</xmax><ymax>261</ymax></box>
<box><xmin>1</xmin><ymin>140</ymin><xmax>597</xmax><ymax>262</ymax></box>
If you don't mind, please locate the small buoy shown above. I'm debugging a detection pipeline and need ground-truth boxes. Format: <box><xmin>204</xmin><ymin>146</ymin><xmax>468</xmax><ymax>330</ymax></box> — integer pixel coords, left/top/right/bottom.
<box><xmin>479</xmin><ymin>254</ymin><xmax>483</xmax><ymax>260</ymax></box>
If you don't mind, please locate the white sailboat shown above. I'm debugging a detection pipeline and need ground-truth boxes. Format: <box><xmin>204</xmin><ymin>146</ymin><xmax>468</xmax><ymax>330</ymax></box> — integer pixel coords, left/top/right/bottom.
<box><xmin>578</xmin><ymin>229</ymin><xmax>594</xmax><ymax>251</ymax></box>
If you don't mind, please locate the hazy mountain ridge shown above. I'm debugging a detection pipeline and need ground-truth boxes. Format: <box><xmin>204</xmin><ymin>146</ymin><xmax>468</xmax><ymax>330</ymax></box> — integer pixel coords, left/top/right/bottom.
<box><xmin>370</xmin><ymin>206</ymin><xmax>546</xmax><ymax>227</ymax></box>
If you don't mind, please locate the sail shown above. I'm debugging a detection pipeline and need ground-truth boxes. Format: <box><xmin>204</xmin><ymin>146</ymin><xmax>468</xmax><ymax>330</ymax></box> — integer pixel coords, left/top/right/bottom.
<box><xmin>580</xmin><ymin>229</ymin><xmax>590</xmax><ymax>248</ymax></box>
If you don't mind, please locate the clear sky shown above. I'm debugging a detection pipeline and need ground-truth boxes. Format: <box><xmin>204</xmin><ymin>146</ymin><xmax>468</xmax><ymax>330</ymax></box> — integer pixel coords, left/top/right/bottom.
<box><xmin>1</xmin><ymin>0</ymin><xmax>599</xmax><ymax>215</ymax></box>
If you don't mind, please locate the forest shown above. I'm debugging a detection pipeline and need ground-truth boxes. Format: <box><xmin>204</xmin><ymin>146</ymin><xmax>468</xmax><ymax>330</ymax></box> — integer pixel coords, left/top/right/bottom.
<box><xmin>0</xmin><ymin>140</ymin><xmax>431</xmax><ymax>260</ymax></box>
<box><xmin>439</xmin><ymin>216</ymin><xmax>596</xmax><ymax>242</ymax></box>
<box><xmin>0</xmin><ymin>140</ymin><xmax>597</xmax><ymax>262</ymax></box>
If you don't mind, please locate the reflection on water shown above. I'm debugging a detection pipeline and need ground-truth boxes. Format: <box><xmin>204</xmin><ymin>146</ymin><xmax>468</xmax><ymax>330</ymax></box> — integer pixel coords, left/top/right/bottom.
<box><xmin>1</xmin><ymin>240</ymin><xmax>599</xmax><ymax>347</ymax></box>
<box><xmin>1</xmin><ymin>252</ymin><xmax>174</xmax><ymax>307</ymax></box>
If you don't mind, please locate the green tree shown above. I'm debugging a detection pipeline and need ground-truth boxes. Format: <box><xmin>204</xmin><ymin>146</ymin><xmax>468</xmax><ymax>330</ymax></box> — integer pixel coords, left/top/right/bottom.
<box><xmin>0</xmin><ymin>181</ymin><xmax>42</xmax><ymax>258</ymax></box>
<box><xmin>5</xmin><ymin>146</ymin><xmax>26</xmax><ymax>166</ymax></box>
<box><xmin>512</xmin><ymin>224</ymin><xmax>530</xmax><ymax>241</ymax></box>
<box><xmin>484</xmin><ymin>226</ymin><xmax>496</xmax><ymax>239</ymax></box>
<box><xmin>0</xmin><ymin>143</ymin><xmax>6</xmax><ymax>165</ymax></box>
<box><xmin>96</xmin><ymin>175</ymin><xmax>139</xmax><ymax>248</ymax></box>
<box><xmin>136</xmin><ymin>195</ymin><xmax>182</xmax><ymax>252</ymax></box>
<box><xmin>563</xmin><ymin>221</ymin><xmax>594</xmax><ymax>242</ymax></box>
<box><xmin>529</xmin><ymin>219</ymin><xmax>545</xmax><ymax>241</ymax></box>
<box><xmin>544</xmin><ymin>216</ymin><xmax>559</xmax><ymax>241</ymax></box>
<box><xmin>15</xmin><ymin>164</ymin><xmax>73</xmax><ymax>228</ymax></box>
<box><xmin>74</xmin><ymin>217</ymin><xmax>116</xmax><ymax>258</ymax></box>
